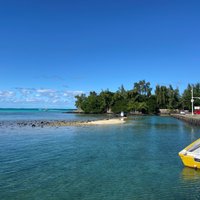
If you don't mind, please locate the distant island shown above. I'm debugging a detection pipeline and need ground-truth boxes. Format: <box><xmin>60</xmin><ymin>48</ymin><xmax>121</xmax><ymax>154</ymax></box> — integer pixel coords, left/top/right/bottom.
<box><xmin>75</xmin><ymin>80</ymin><xmax>200</xmax><ymax>115</ymax></box>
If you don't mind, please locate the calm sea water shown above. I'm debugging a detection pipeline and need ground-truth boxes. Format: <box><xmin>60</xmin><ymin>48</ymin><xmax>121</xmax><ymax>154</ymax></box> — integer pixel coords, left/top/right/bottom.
<box><xmin>0</xmin><ymin>108</ymin><xmax>106</xmax><ymax>121</ymax></box>
<box><xmin>1</xmin><ymin>110</ymin><xmax>200</xmax><ymax>199</ymax></box>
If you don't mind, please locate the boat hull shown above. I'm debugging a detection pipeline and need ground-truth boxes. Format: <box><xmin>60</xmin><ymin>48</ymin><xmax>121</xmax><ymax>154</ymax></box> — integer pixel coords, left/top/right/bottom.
<box><xmin>179</xmin><ymin>138</ymin><xmax>200</xmax><ymax>169</ymax></box>
<box><xmin>179</xmin><ymin>153</ymin><xmax>200</xmax><ymax>169</ymax></box>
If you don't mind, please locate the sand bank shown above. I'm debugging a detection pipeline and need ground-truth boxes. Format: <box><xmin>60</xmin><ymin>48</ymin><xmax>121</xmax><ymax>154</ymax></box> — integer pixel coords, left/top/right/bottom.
<box><xmin>83</xmin><ymin>117</ymin><xmax>126</xmax><ymax>125</ymax></box>
<box><xmin>0</xmin><ymin>118</ymin><xmax>127</xmax><ymax>128</ymax></box>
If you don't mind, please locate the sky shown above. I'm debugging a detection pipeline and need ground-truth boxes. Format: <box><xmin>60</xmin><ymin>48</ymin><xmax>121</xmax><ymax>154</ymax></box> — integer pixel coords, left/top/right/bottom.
<box><xmin>0</xmin><ymin>0</ymin><xmax>200</xmax><ymax>108</ymax></box>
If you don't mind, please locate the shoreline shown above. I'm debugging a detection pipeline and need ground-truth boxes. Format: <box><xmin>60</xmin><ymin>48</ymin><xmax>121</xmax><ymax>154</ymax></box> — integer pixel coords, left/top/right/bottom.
<box><xmin>0</xmin><ymin>117</ymin><xmax>127</xmax><ymax>128</ymax></box>
<box><xmin>82</xmin><ymin>117</ymin><xmax>126</xmax><ymax>125</ymax></box>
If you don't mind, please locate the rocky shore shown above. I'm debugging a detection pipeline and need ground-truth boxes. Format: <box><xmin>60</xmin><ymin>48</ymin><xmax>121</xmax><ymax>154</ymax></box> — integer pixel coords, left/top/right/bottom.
<box><xmin>0</xmin><ymin>118</ymin><xmax>126</xmax><ymax>128</ymax></box>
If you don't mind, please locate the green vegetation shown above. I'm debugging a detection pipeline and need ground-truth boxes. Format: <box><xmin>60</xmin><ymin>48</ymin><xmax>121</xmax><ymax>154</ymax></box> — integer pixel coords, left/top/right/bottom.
<box><xmin>75</xmin><ymin>80</ymin><xmax>200</xmax><ymax>114</ymax></box>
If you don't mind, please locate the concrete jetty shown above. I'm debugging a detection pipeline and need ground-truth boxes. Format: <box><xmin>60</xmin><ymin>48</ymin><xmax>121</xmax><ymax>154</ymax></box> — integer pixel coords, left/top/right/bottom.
<box><xmin>171</xmin><ymin>114</ymin><xmax>200</xmax><ymax>126</ymax></box>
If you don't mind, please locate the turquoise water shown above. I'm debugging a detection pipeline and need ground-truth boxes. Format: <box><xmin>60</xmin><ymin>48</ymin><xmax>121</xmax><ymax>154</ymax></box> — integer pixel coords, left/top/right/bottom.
<box><xmin>1</xmin><ymin>113</ymin><xmax>200</xmax><ymax>199</ymax></box>
<box><xmin>0</xmin><ymin>108</ymin><xmax>105</xmax><ymax>121</ymax></box>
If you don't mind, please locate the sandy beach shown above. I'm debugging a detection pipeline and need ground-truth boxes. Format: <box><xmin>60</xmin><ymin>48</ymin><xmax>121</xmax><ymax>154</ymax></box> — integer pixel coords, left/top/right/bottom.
<box><xmin>83</xmin><ymin>117</ymin><xmax>126</xmax><ymax>125</ymax></box>
<box><xmin>49</xmin><ymin>117</ymin><xmax>127</xmax><ymax>126</ymax></box>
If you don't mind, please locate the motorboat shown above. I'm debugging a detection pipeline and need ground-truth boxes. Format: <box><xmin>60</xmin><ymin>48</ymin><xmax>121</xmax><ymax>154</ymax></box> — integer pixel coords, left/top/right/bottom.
<box><xmin>179</xmin><ymin>138</ymin><xmax>200</xmax><ymax>169</ymax></box>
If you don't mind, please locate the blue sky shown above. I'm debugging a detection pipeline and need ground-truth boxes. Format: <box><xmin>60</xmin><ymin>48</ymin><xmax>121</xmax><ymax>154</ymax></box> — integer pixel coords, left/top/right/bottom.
<box><xmin>0</xmin><ymin>0</ymin><xmax>200</xmax><ymax>108</ymax></box>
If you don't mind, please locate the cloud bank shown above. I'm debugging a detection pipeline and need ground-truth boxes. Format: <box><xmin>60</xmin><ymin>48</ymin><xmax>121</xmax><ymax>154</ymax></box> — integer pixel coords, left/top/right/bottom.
<box><xmin>0</xmin><ymin>88</ymin><xmax>84</xmax><ymax>108</ymax></box>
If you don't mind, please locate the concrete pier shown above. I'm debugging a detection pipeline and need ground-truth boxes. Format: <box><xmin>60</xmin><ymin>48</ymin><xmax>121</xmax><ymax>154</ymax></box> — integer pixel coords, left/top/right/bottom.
<box><xmin>171</xmin><ymin>114</ymin><xmax>200</xmax><ymax>126</ymax></box>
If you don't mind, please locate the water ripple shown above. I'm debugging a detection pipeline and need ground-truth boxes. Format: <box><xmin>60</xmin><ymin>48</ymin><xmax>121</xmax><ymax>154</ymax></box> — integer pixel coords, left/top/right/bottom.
<box><xmin>1</xmin><ymin>116</ymin><xmax>200</xmax><ymax>199</ymax></box>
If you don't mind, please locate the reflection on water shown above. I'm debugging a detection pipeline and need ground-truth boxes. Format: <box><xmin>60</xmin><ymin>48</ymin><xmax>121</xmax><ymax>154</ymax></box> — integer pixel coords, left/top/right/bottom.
<box><xmin>181</xmin><ymin>167</ymin><xmax>200</xmax><ymax>181</ymax></box>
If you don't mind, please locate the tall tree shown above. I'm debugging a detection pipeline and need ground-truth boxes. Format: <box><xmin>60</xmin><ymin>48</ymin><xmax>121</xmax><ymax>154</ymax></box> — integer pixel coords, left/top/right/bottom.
<box><xmin>99</xmin><ymin>90</ymin><xmax>114</xmax><ymax>113</ymax></box>
<box><xmin>155</xmin><ymin>85</ymin><xmax>168</xmax><ymax>108</ymax></box>
<box><xmin>181</xmin><ymin>84</ymin><xmax>193</xmax><ymax>110</ymax></box>
<box><xmin>167</xmin><ymin>85</ymin><xmax>180</xmax><ymax>109</ymax></box>
<box><xmin>75</xmin><ymin>94</ymin><xmax>86</xmax><ymax>110</ymax></box>
<box><xmin>133</xmin><ymin>80</ymin><xmax>152</xmax><ymax>96</ymax></box>
<box><xmin>147</xmin><ymin>95</ymin><xmax>159</xmax><ymax>114</ymax></box>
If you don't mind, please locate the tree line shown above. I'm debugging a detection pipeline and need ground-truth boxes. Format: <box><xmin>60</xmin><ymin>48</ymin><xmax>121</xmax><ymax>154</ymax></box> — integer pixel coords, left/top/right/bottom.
<box><xmin>75</xmin><ymin>80</ymin><xmax>200</xmax><ymax>114</ymax></box>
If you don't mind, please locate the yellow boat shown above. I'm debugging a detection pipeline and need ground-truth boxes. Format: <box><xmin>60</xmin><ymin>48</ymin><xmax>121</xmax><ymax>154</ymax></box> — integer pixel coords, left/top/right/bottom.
<box><xmin>179</xmin><ymin>138</ymin><xmax>200</xmax><ymax>169</ymax></box>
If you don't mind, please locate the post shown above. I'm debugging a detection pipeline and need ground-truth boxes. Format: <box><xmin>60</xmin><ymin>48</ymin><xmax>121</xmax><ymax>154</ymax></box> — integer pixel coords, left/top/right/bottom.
<box><xmin>191</xmin><ymin>87</ymin><xmax>194</xmax><ymax>115</ymax></box>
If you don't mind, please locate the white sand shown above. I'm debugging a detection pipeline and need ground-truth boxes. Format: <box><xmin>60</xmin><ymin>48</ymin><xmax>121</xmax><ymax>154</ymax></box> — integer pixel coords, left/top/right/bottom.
<box><xmin>83</xmin><ymin>117</ymin><xmax>126</xmax><ymax>125</ymax></box>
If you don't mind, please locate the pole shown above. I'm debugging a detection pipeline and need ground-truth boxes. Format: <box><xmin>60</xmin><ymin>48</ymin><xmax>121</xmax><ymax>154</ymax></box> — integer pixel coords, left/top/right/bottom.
<box><xmin>191</xmin><ymin>87</ymin><xmax>194</xmax><ymax>115</ymax></box>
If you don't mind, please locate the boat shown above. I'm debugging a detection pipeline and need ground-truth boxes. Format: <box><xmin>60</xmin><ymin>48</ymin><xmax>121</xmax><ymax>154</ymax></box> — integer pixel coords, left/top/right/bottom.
<box><xmin>179</xmin><ymin>138</ymin><xmax>200</xmax><ymax>169</ymax></box>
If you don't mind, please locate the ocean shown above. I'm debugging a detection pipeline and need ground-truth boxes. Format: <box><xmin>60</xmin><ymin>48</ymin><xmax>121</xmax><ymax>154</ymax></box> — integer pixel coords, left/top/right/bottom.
<box><xmin>0</xmin><ymin>108</ymin><xmax>106</xmax><ymax>121</ymax></box>
<box><xmin>1</xmin><ymin>109</ymin><xmax>200</xmax><ymax>199</ymax></box>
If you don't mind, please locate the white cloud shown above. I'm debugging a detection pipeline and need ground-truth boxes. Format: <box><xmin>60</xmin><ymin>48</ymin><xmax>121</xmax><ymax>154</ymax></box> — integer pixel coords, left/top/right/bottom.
<box><xmin>0</xmin><ymin>91</ymin><xmax>15</xmax><ymax>98</ymax></box>
<box><xmin>0</xmin><ymin>88</ymin><xmax>84</xmax><ymax>108</ymax></box>
<box><xmin>36</xmin><ymin>89</ymin><xmax>56</xmax><ymax>93</ymax></box>
<box><xmin>15</xmin><ymin>88</ymin><xmax>36</xmax><ymax>98</ymax></box>
<box><xmin>63</xmin><ymin>90</ymin><xmax>84</xmax><ymax>96</ymax></box>
<box><xmin>25</xmin><ymin>98</ymin><xmax>42</xmax><ymax>103</ymax></box>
